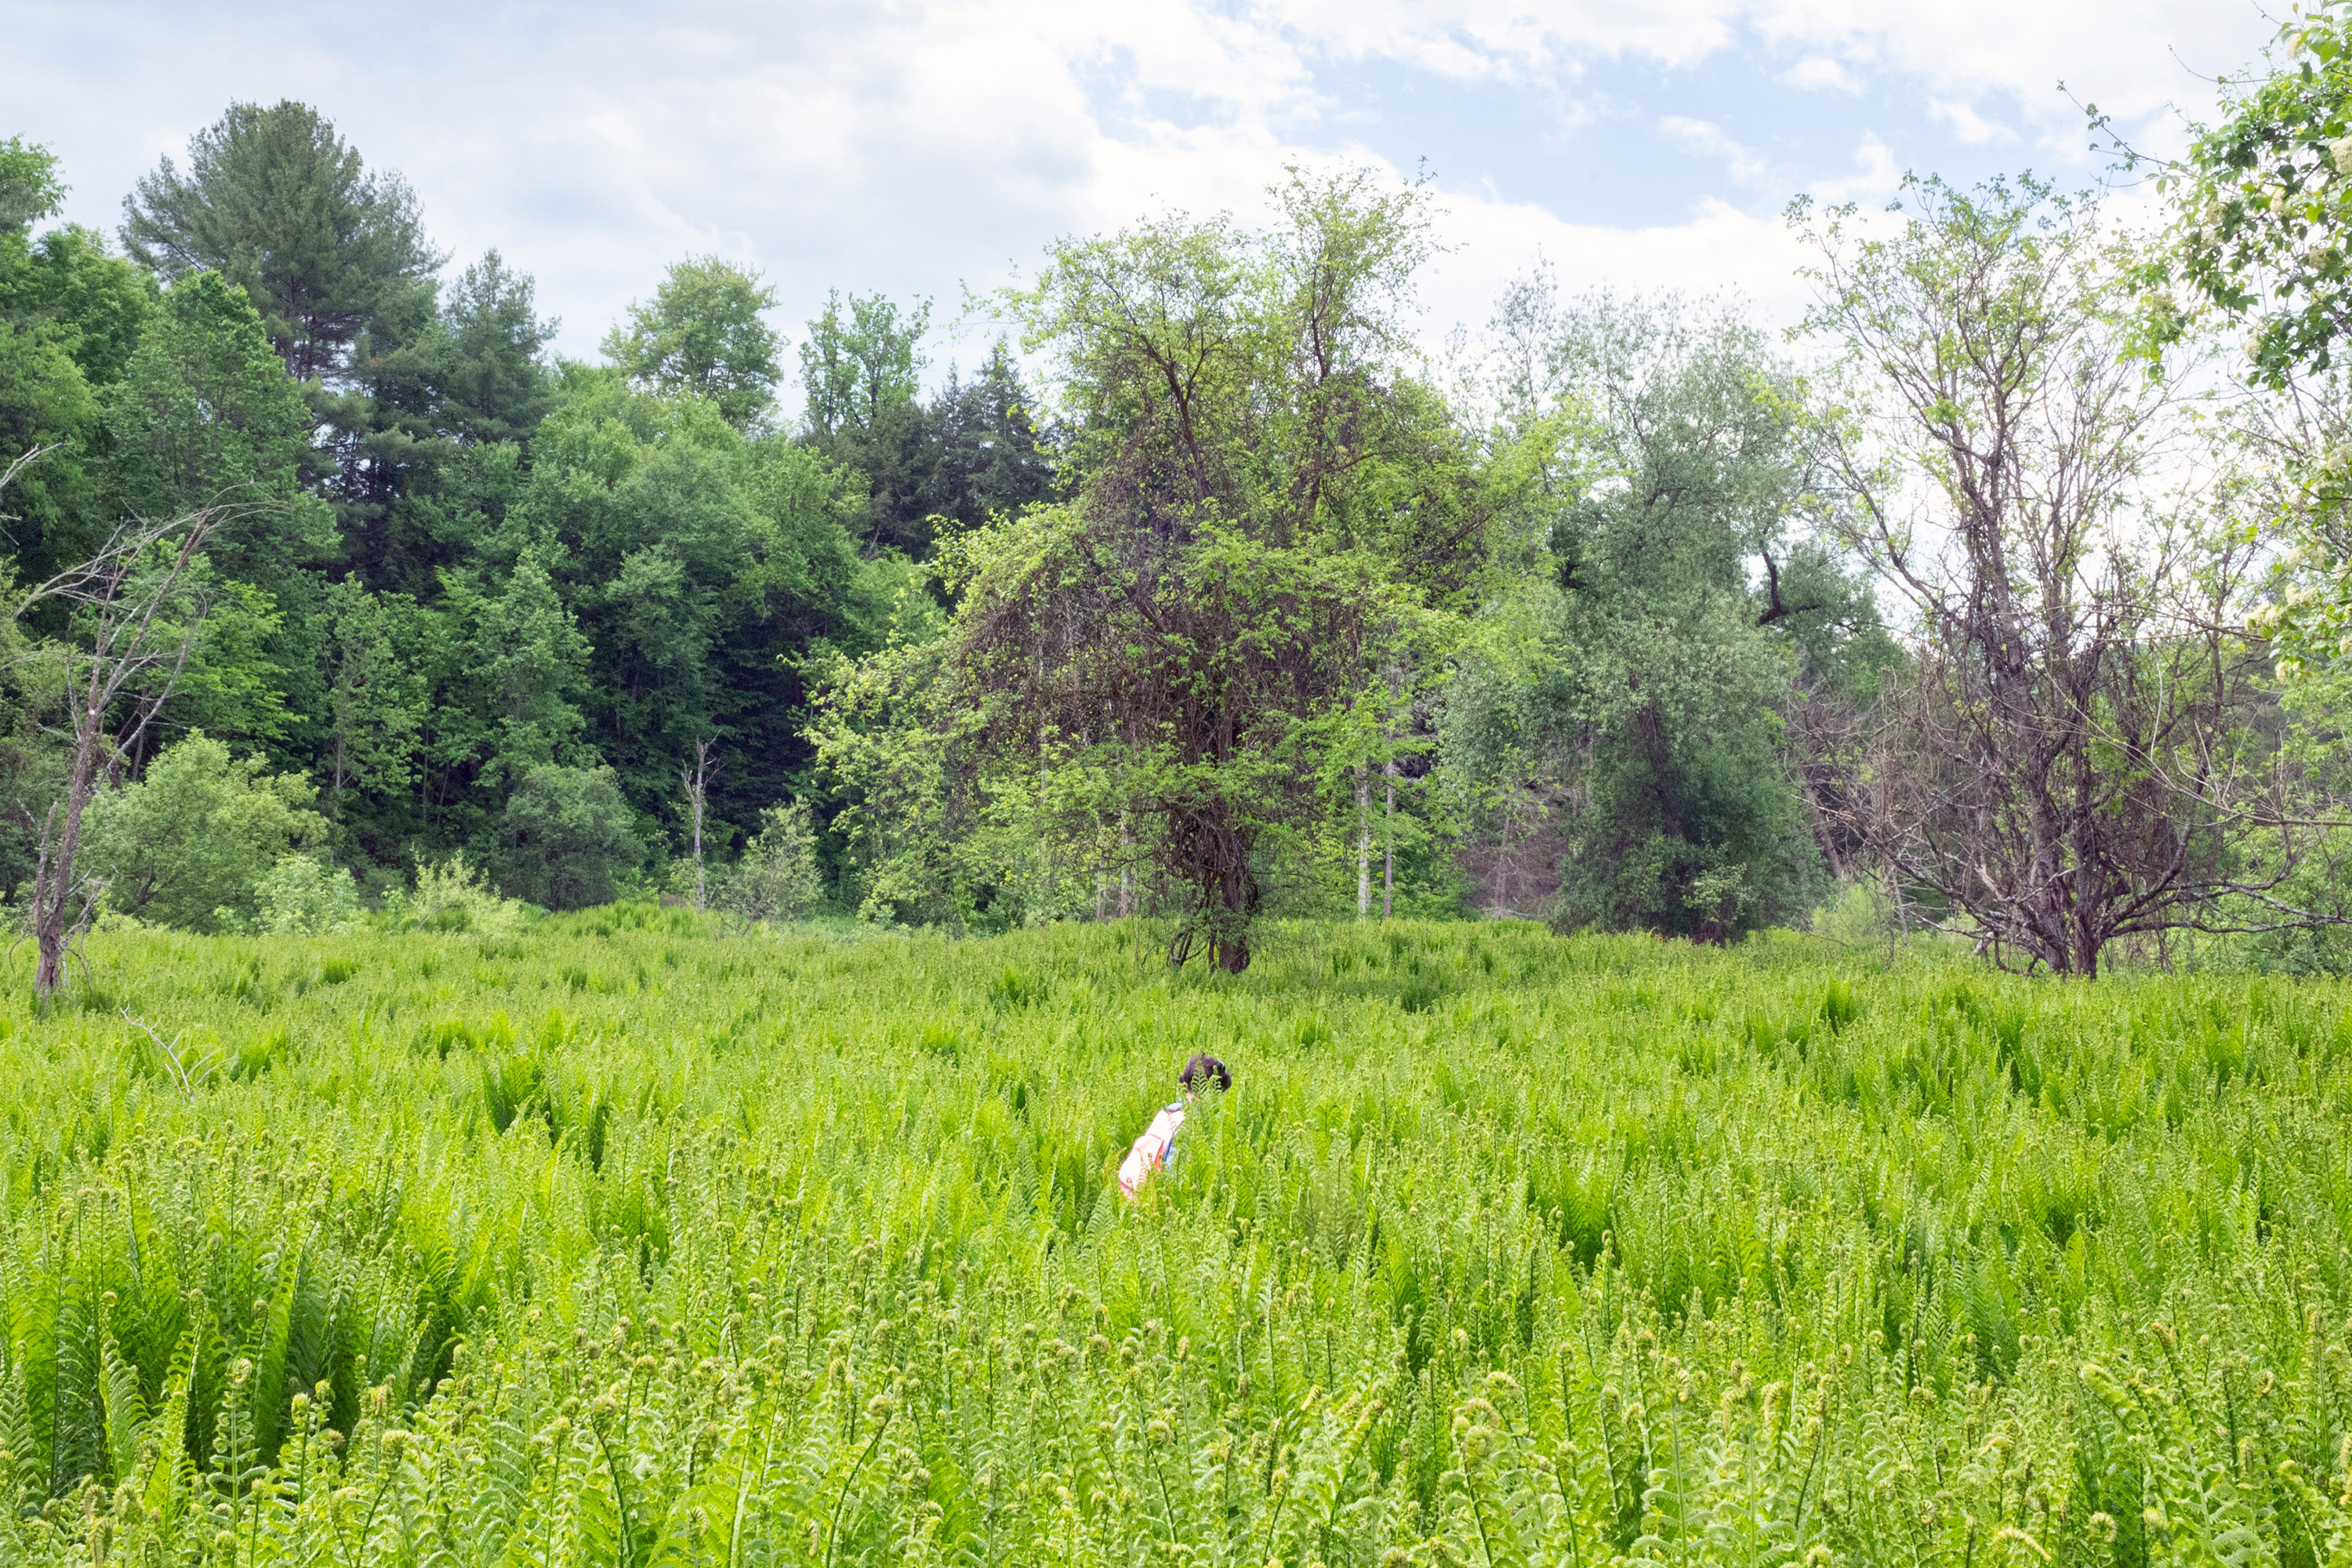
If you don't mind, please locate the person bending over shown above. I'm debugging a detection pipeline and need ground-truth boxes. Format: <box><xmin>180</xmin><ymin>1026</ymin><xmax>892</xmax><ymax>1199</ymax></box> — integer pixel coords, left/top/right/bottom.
<box><xmin>1118</xmin><ymin>1053</ymin><xmax>1230</xmax><ymax>1197</ymax></box>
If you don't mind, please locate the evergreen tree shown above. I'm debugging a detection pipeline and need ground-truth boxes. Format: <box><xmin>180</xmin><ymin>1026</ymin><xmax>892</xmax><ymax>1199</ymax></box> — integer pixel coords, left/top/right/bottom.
<box><xmin>920</xmin><ymin>340</ymin><xmax>1055</xmax><ymax>532</ymax></box>
<box><xmin>332</xmin><ymin>250</ymin><xmax>557</xmax><ymax>589</ymax></box>
<box><xmin>432</xmin><ymin>251</ymin><xmax>557</xmax><ymax>446</ymax></box>
<box><xmin>120</xmin><ymin>102</ymin><xmax>441</xmax><ymax>385</ymax></box>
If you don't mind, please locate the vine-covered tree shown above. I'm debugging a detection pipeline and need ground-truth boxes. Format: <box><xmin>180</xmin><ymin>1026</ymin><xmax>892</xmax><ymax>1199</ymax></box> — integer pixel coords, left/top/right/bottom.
<box><xmin>822</xmin><ymin>170</ymin><xmax>1519</xmax><ymax>968</ymax></box>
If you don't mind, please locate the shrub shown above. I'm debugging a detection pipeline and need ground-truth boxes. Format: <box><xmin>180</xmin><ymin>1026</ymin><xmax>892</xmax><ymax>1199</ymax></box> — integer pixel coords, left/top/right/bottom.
<box><xmin>498</xmin><ymin>764</ymin><xmax>644</xmax><ymax>909</ymax></box>
<box><xmin>81</xmin><ymin>732</ymin><xmax>326</xmax><ymax>931</ymax></box>
<box><xmin>249</xmin><ymin>851</ymin><xmax>361</xmax><ymax>935</ymax></box>
<box><xmin>720</xmin><ymin>800</ymin><xmax>824</xmax><ymax>920</ymax></box>
<box><xmin>391</xmin><ymin>851</ymin><xmax>524</xmax><ymax>935</ymax></box>
<box><xmin>1807</xmin><ymin>878</ymin><xmax>1899</xmax><ymax>947</ymax></box>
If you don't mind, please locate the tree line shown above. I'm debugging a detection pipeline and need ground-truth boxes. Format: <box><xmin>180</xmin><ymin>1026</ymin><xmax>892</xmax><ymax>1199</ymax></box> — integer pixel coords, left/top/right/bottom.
<box><xmin>0</xmin><ymin>104</ymin><xmax>1047</xmax><ymax>960</ymax></box>
<box><xmin>9</xmin><ymin>33</ymin><xmax>2352</xmax><ymax>980</ymax></box>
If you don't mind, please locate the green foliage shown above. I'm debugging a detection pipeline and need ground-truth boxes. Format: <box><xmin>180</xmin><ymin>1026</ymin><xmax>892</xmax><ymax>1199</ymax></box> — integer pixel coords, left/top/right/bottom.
<box><xmin>2147</xmin><ymin>14</ymin><xmax>2352</xmax><ymax>686</ymax></box>
<box><xmin>249</xmin><ymin>851</ymin><xmax>359</xmax><ymax>934</ymax></box>
<box><xmin>799</xmin><ymin>287</ymin><xmax>926</xmax><ymax>443</ymax></box>
<box><xmin>0</xmin><ymin>920</ymin><xmax>2337</xmax><ymax>1563</ymax></box>
<box><xmin>796</xmin><ymin>300</ymin><xmax>1056</xmax><ymax>557</ymax></box>
<box><xmin>319</xmin><ymin>577</ymin><xmax>426</xmax><ymax>808</ymax></box>
<box><xmin>720</xmin><ymin>799</ymin><xmax>825</xmax><ymax>920</ymax></box>
<box><xmin>0</xmin><ymin>136</ymin><xmax>65</xmax><ymax>235</ymax></box>
<box><xmin>432</xmin><ymin>549</ymin><xmax>593</xmax><ymax>786</ymax></box>
<box><xmin>426</xmin><ymin>249</ymin><xmax>556</xmax><ymax>445</ymax></box>
<box><xmin>107</xmin><ymin>269</ymin><xmax>336</xmax><ymax>579</ymax></box>
<box><xmin>2</xmin><ymin>222</ymin><xmax>153</xmax><ymax>389</ymax></box>
<box><xmin>795</xmin><ymin>290</ymin><xmax>1064</xmax><ymax>558</ymax></box>
<box><xmin>81</xmin><ymin>732</ymin><xmax>326</xmax><ymax>931</ymax></box>
<box><xmin>100</xmin><ymin>268</ymin><xmax>333</xmax><ymax>771</ymax></box>
<box><xmin>2131</xmin><ymin>0</ymin><xmax>2352</xmax><ymax>384</ymax></box>
<box><xmin>495</xmin><ymin>377</ymin><xmax>882</xmax><ymax>826</ymax></box>
<box><xmin>498</xmin><ymin>763</ymin><xmax>644</xmax><ymax>909</ymax></box>
<box><xmin>1807</xmin><ymin>877</ymin><xmax>1901</xmax><ymax>947</ymax></box>
<box><xmin>837</xmin><ymin>169</ymin><xmax>1526</xmax><ymax>970</ymax></box>
<box><xmin>1445</xmin><ymin>293</ymin><xmax>1867</xmax><ymax>938</ymax></box>
<box><xmin>0</xmin><ymin>307</ymin><xmax>105</xmax><ymax>585</ymax></box>
<box><xmin>602</xmin><ymin>255</ymin><xmax>782</xmax><ymax>428</ymax></box>
<box><xmin>0</xmin><ymin>145</ymin><xmax>149</xmax><ymax>584</ymax></box>
<box><xmin>389</xmin><ymin>850</ymin><xmax>523</xmax><ymax>935</ymax></box>
<box><xmin>325</xmin><ymin>248</ymin><xmax>558</xmax><ymax>581</ymax></box>
<box><xmin>120</xmin><ymin>100</ymin><xmax>441</xmax><ymax>384</ymax></box>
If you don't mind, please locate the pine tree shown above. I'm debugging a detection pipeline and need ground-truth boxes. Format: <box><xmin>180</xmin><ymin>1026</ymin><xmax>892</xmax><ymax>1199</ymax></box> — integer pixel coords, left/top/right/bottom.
<box><xmin>120</xmin><ymin>101</ymin><xmax>441</xmax><ymax>386</ymax></box>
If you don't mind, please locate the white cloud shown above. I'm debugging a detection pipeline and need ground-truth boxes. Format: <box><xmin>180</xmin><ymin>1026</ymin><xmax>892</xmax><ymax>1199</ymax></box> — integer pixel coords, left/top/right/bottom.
<box><xmin>1658</xmin><ymin>115</ymin><xmax>1775</xmax><ymax>190</ymax></box>
<box><xmin>1748</xmin><ymin>0</ymin><xmax>2269</xmax><ymax>154</ymax></box>
<box><xmin>1425</xmin><ymin>192</ymin><xmax>1822</xmax><ymax>338</ymax></box>
<box><xmin>1806</xmin><ymin>134</ymin><xmax>1904</xmax><ymax>205</ymax></box>
<box><xmin>1255</xmin><ymin>0</ymin><xmax>1749</xmax><ymax>77</ymax></box>
<box><xmin>1926</xmin><ymin>99</ymin><xmax>2015</xmax><ymax>147</ymax></box>
<box><xmin>2</xmin><ymin>0</ymin><xmax>2283</xmax><ymax>391</ymax></box>
<box><xmin>1779</xmin><ymin>56</ymin><xmax>1864</xmax><ymax>93</ymax></box>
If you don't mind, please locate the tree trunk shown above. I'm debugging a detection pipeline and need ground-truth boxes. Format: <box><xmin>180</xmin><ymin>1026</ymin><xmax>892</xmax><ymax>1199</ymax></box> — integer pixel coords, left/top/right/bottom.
<box><xmin>1118</xmin><ymin>808</ymin><xmax>1134</xmax><ymax>917</ymax></box>
<box><xmin>33</xmin><ymin>677</ymin><xmax>109</xmax><ymax>999</ymax></box>
<box><xmin>1382</xmin><ymin>760</ymin><xmax>1396</xmax><ymax>920</ymax></box>
<box><xmin>1356</xmin><ymin>765</ymin><xmax>1371</xmax><ymax>917</ymax></box>
<box><xmin>1218</xmin><ymin>859</ymin><xmax>1252</xmax><ymax>972</ymax></box>
<box><xmin>684</xmin><ymin>739</ymin><xmax>712</xmax><ymax>915</ymax></box>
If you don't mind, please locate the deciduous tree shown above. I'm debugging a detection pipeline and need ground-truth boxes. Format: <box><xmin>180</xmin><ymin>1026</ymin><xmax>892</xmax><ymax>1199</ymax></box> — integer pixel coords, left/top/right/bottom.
<box><xmin>1795</xmin><ymin>176</ymin><xmax>2322</xmax><ymax>975</ymax></box>
<box><xmin>854</xmin><ymin>169</ymin><xmax>1516</xmax><ymax>970</ymax></box>
<box><xmin>604</xmin><ymin>256</ymin><xmax>780</xmax><ymax>429</ymax></box>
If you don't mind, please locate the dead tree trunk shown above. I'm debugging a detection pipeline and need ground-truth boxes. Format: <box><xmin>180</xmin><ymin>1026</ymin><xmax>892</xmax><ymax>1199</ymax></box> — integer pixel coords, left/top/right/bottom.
<box><xmin>1356</xmin><ymin>764</ymin><xmax>1371</xmax><ymax>916</ymax></box>
<box><xmin>681</xmin><ymin>738</ymin><xmax>713</xmax><ymax>914</ymax></box>
<box><xmin>5</xmin><ymin>487</ymin><xmax>231</xmax><ymax>999</ymax></box>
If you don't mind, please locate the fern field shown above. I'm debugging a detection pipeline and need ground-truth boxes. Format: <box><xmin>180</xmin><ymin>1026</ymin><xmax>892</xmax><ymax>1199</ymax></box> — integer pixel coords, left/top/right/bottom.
<box><xmin>0</xmin><ymin>914</ymin><xmax>2347</xmax><ymax>1565</ymax></box>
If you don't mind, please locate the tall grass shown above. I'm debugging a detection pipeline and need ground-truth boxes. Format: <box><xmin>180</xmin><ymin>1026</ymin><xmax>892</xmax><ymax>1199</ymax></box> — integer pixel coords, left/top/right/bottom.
<box><xmin>0</xmin><ymin>911</ymin><xmax>2344</xmax><ymax>1563</ymax></box>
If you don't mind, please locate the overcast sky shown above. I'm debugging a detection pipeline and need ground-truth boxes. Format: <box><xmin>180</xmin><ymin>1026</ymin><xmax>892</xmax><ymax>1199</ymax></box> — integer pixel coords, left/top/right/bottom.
<box><xmin>8</xmin><ymin>0</ymin><xmax>2281</xmax><ymax>394</ymax></box>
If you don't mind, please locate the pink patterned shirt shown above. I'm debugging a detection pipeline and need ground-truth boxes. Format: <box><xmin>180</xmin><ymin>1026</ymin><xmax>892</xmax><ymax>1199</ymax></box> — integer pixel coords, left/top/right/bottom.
<box><xmin>1118</xmin><ymin>1102</ymin><xmax>1188</xmax><ymax>1197</ymax></box>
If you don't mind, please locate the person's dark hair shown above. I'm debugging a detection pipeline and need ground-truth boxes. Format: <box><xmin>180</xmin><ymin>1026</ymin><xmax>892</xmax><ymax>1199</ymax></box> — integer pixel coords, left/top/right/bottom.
<box><xmin>1179</xmin><ymin>1054</ymin><xmax>1232</xmax><ymax>1094</ymax></box>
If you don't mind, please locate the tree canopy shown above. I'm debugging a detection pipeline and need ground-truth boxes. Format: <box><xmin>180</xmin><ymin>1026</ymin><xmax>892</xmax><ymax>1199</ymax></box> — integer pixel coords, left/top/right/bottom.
<box><xmin>2</xmin><ymin>88</ymin><xmax>2340</xmax><ymax>974</ymax></box>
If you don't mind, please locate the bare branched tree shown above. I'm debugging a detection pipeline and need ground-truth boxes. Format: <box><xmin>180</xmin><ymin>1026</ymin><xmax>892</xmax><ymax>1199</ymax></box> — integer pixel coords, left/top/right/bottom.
<box><xmin>1794</xmin><ymin>177</ymin><xmax>2337</xmax><ymax>975</ymax></box>
<box><xmin>2</xmin><ymin>467</ymin><xmax>238</xmax><ymax>996</ymax></box>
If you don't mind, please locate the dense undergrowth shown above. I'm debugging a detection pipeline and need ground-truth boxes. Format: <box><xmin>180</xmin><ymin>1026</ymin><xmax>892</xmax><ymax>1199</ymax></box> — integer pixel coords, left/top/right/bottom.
<box><xmin>0</xmin><ymin>913</ymin><xmax>2345</xmax><ymax>1564</ymax></box>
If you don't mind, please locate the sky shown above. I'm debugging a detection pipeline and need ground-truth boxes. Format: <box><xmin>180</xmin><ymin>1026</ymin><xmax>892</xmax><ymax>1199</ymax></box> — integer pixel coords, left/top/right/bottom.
<box><xmin>5</xmin><ymin>0</ymin><xmax>2285</xmax><ymax>395</ymax></box>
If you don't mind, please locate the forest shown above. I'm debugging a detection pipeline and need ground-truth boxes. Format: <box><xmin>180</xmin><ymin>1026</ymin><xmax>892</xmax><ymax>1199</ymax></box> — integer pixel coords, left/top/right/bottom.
<box><xmin>7</xmin><ymin>13</ymin><xmax>2352</xmax><ymax>988</ymax></box>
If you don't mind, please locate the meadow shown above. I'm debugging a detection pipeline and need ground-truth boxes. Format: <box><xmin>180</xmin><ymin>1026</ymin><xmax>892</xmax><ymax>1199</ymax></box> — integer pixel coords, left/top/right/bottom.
<box><xmin>0</xmin><ymin>913</ymin><xmax>2344</xmax><ymax>1566</ymax></box>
